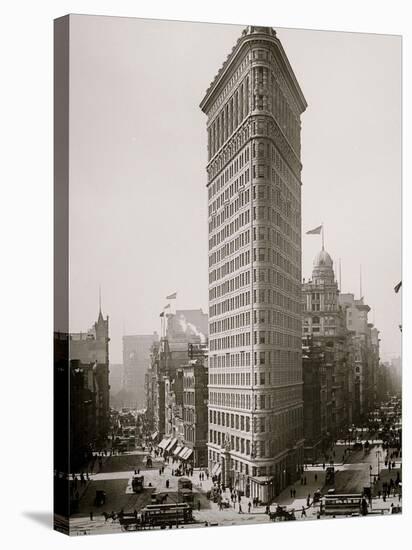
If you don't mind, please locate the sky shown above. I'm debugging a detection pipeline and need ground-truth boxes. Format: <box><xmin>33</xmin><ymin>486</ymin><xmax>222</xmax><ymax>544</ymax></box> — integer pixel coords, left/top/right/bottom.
<box><xmin>68</xmin><ymin>15</ymin><xmax>401</xmax><ymax>364</ymax></box>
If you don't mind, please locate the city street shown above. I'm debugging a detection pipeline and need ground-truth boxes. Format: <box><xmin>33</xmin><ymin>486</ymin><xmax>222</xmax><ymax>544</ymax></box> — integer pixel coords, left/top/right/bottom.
<box><xmin>69</xmin><ymin>436</ymin><xmax>401</xmax><ymax>535</ymax></box>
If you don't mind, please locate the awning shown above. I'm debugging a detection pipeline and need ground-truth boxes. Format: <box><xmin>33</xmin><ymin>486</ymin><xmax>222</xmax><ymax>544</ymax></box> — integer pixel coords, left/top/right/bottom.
<box><xmin>181</xmin><ymin>447</ymin><xmax>193</xmax><ymax>460</ymax></box>
<box><xmin>165</xmin><ymin>438</ymin><xmax>177</xmax><ymax>452</ymax></box>
<box><xmin>211</xmin><ymin>463</ymin><xmax>221</xmax><ymax>476</ymax></box>
<box><xmin>173</xmin><ymin>445</ymin><xmax>183</xmax><ymax>456</ymax></box>
<box><xmin>178</xmin><ymin>446</ymin><xmax>189</xmax><ymax>458</ymax></box>
<box><xmin>158</xmin><ymin>437</ymin><xmax>170</xmax><ymax>450</ymax></box>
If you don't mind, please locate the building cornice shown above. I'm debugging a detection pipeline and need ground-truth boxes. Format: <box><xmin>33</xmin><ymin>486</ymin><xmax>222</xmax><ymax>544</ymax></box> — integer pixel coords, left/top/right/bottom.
<box><xmin>200</xmin><ymin>27</ymin><xmax>307</xmax><ymax>116</ymax></box>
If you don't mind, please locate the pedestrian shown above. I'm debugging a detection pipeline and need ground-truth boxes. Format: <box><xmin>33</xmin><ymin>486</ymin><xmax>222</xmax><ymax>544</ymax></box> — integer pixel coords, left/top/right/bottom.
<box><xmin>301</xmin><ymin>506</ymin><xmax>306</xmax><ymax>517</ymax></box>
<box><xmin>307</xmin><ymin>494</ymin><xmax>311</xmax><ymax>507</ymax></box>
<box><xmin>198</xmin><ymin>500</ymin><xmax>201</xmax><ymax>511</ymax></box>
<box><xmin>248</xmin><ymin>501</ymin><xmax>251</xmax><ymax>513</ymax></box>
<box><xmin>290</xmin><ymin>489</ymin><xmax>293</xmax><ymax>498</ymax></box>
<box><xmin>90</xmin><ymin>511</ymin><xmax>93</xmax><ymax>521</ymax></box>
<box><xmin>293</xmin><ymin>488</ymin><xmax>296</xmax><ymax>498</ymax></box>
<box><xmin>314</xmin><ymin>473</ymin><xmax>317</xmax><ymax>482</ymax></box>
<box><xmin>238</xmin><ymin>504</ymin><xmax>243</xmax><ymax>514</ymax></box>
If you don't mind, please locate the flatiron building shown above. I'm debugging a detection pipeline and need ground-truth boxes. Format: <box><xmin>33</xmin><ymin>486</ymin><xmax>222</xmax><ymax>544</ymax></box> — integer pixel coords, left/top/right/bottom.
<box><xmin>200</xmin><ymin>26</ymin><xmax>307</xmax><ymax>503</ymax></box>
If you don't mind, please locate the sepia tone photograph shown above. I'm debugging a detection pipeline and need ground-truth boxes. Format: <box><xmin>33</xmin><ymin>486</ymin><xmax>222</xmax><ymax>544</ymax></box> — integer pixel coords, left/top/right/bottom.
<box><xmin>54</xmin><ymin>14</ymin><xmax>402</xmax><ymax>536</ymax></box>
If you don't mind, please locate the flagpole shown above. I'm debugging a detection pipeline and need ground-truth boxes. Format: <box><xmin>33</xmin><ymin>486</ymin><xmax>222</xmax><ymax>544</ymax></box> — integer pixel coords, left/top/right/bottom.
<box><xmin>322</xmin><ymin>222</ymin><xmax>324</xmax><ymax>250</ymax></box>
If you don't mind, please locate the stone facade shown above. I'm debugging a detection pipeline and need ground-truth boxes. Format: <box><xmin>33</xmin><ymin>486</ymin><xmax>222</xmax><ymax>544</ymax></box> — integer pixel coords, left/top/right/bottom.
<box><xmin>201</xmin><ymin>26</ymin><xmax>307</xmax><ymax>503</ymax></box>
<box><xmin>302</xmin><ymin>249</ymin><xmax>352</xmax><ymax>450</ymax></box>
<box><xmin>339</xmin><ymin>293</ymin><xmax>379</xmax><ymax>422</ymax></box>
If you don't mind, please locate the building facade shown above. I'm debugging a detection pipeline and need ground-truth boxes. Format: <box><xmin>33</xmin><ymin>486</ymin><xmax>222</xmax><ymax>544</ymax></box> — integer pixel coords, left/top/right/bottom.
<box><xmin>122</xmin><ymin>333</ymin><xmax>159</xmax><ymax>409</ymax></box>
<box><xmin>70</xmin><ymin>309</ymin><xmax>110</xmax><ymax>443</ymax></box>
<box><xmin>200</xmin><ymin>26</ymin><xmax>307</xmax><ymax>503</ymax></box>
<box><xmin>339</xmin><ymin>293</ymin><xmax>378</xmax><ymax>422</ymax></box>
<box><xmin>182</xmin><ymin>359</ymin><xmax>209</xmax><ymax>467</ymax></box>
<box><xmin>302</xmin><ymin>249</ymin><xmax>352</xmax><ymax>451</ymax></box>
<box><xmin>145</xmin><ymin>310</ymin><xmax>208</xmax><ymax>440</ymax></box>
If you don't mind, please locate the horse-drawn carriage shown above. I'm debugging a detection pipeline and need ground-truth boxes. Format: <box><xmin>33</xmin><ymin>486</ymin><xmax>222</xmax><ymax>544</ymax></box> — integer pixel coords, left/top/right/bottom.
<box><xmin>269</xmin><ymin>505</ymin><xmax>296</xmax><ymax>522</ymax></box>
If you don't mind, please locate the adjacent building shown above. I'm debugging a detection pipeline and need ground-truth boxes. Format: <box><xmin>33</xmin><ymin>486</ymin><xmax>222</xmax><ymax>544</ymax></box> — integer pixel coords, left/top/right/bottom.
<box><xmin>70</xmin><ymin>309</ymin><xmax>110</xmax><ymax>445</ymax></box>
<box><xmin>200</xmin><ymin>26</ymin><xmax>307</xmax><ymax>503</ymax></box>
<box><xmin>302</xmin><ymin>248</ymin><xmax>352</xmax><ymax>455</ymax></box>
<box><xmin>182</xmin><ymin>358</ymin><xmax>209</xmax><ymax>467</ymax></box>
<box><xmin>145</xmin><ymin>309</ymin><xmax>208</xmax><ymax>442</ymax></box>
<box><xmin>122</xmin><ymin>332</ymin><xmax>159</xmax><ymax>409</ymax></box>
<box><xmin>339</xmin><ymin>293</ymin><xmax>377</xmax><ymax>421</ymax></box>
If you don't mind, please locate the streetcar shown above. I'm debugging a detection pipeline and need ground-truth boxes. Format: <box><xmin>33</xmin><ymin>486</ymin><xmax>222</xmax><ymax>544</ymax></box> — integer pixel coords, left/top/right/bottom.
<box><xmin>140</xmin><ymin>503</ymin><xmax>193</xmax><ymax>527</ymax></box>
<box><xmin>320</xmin><ymin>493</ymin><xmax>362</xmax><ymax>516</ymax></box>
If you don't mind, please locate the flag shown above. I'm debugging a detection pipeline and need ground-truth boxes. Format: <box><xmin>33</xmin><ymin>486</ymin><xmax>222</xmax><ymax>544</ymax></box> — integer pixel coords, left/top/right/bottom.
<box><xmin>164</xmin><ymin>304</ymin><xmax>171</xmax><ymax>310</ymax></box>
<box><xmin>166</xmin><ymin>292</ymin><xmax>177</xmax><ymax>300</ymax></box>
<box><xmin>306</xmin><ymin>224</ymin><xmax>323</xmax><ymax>235</ymax></box>
<box><xmin>394</xmin><ymin>281</ymin><xmax>402</xmax><ymax>293</ymax></box>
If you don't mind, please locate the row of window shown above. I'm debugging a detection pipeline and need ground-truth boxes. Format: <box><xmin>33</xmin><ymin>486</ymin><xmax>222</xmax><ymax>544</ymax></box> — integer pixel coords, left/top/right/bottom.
<box><xmin>209</xmin><ymin>308</ymin><xmax>300</xmax><ymax>336</ymax></box>
<box><xmin>209</xmin><ymin>350</ymin><xmax>301</xmax><ymax>371</ymax></box>
<box><xmin>209</xmin><ymin>267</ymin><xmax>251</xmax><ymax>301</ymax></box>
<box><xmin>253</xmin><ymin>218</ymin><xmax>299</xmax><ymax>258</ymax></box>
<box><xmin>208</xmin><ymin>148</ymin><xmax>250</xmax><ymax>204</ymax></box>
<box><xmin>209</xmin><ymin>227</ymin><xmax>250</xmax><ymax>263</ymax></box>
<box><xmin>209</xmin><ymin>366</ymin><xmax>300</xmax><ymax>388</ymax></box>
<box><xmin>209</xmin><ymin>289</ymin><xmax>251</xmax><ymax>318</ymax></box>
<box><xmin>208</xmin><ymin>115</ymin><xmax>302</xmax><ymax>194</ymax></box>
<box><xmin>209</xmin><ymin>311</ymin><xmax>251</xmax><ymax>335</ymax></box>
<box><xmin>209</xmin><ymin>384</ymin><xmax>301</xmax><ymax>411</ymax></box>
<box><xmin>250</xmin><ymin>66</ymin><xmax>301</xmax><ymax>154</ymax></box>
<box><xmin>209</xmin><ymin>202</ymin><xmax>250</xmax><ymax>238</ymax></box>
<box><xmin>209</xmin><ymin>331</ymin><xmax>301</xmax><ymax>353</ymax></box>
<box><xmin>208</xmin><ymin>76</ymin><xmax>250</xmax><ymax>159</ymax></box>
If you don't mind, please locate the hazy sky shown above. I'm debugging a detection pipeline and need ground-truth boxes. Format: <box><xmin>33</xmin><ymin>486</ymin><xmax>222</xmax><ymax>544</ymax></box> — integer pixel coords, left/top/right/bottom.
<box><xmin>69</xmin><ymin>15</ymin><xmax>401</xmax><ymax>363</ymax></box>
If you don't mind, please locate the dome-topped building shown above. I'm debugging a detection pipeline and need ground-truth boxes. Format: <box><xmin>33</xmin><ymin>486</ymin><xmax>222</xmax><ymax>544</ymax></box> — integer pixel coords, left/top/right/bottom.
<box><xmin>312</xmin><ymin>247</ymin><xmax>335</xmax><ymax>284</ymax></box>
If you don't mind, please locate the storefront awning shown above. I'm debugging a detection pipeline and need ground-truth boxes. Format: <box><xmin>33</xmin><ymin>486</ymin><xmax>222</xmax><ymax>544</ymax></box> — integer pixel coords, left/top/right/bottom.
<box><xmin>158</xmin><ymin>437</ymin><xmax>170</xmax><ymax>450</ymax></box>
<box><xmin>165</xmin><ymin>438</ymin><xmax>177</xmax><ymax>452</ymax></box>
<box><xmin>173</xmin><ymin>445</ymin><xmax>183</xmax><ymax>456</ymax></box>
<box><xmin>178</xmin><ymin>446</ymin><xmax>189</xmax><ymax>458</ymax></box>
<box><xmin>180</xmin><ymin>447</ymin><xmax>193</xmax><ymax>461</ymax></box>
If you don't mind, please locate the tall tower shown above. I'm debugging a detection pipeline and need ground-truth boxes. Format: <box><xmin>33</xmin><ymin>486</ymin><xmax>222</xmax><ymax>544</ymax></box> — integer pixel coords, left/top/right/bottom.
<box><xmin>200</xmin><ymin>26</ymin><xmax>307</xmax><ymax>503</ymax></box>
